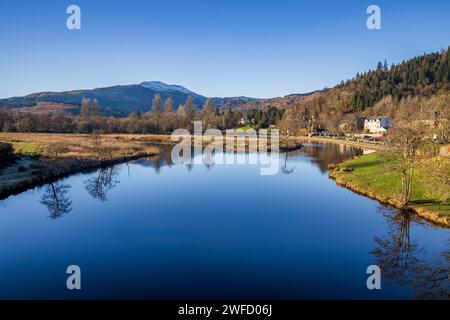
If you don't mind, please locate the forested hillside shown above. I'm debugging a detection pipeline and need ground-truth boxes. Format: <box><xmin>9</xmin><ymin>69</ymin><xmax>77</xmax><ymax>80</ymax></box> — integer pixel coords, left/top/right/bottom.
<box><xmin>1</xmin><ymin>48</ymin><xmax>449</xmax><ymax>136</ymax></box>
<box><xmin>280</xmin><ymin>47</ymin><xmax>450</xmax><ymax>134</ymax></box>
<box><xmin>348</xmin><ymin>48</ymin><xmax>449</xmax><ymax>110</ymax></box>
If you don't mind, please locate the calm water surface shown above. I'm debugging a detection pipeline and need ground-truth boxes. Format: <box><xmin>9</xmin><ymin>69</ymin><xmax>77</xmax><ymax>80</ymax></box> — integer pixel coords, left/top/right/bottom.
<box><xmin>0</xmin><ymin>143</ymin><xmax>448</xmax><ymax>299</ymax></box>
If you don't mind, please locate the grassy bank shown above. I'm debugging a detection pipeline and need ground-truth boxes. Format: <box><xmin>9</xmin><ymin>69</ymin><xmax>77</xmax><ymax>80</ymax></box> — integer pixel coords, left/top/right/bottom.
<box><xmin>329</xmin><ymin>152</ymin><xmax>450</xmax><ymax>227</ymax></box>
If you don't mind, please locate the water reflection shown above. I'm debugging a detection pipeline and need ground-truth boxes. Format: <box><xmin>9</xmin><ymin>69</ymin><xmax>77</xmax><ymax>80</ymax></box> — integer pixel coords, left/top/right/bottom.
<box><xmin>133</xmin><ymin>145</ymin><xmax>173</xmax><ymax>174</ymax></box>
<box><xmin>40</xmin><ymin>182</ymin><xmax>72</xmax><ymax>219</ymax></box>
<box><xmin>300</xmin><ymin>143</ymin><xmax>363</xmax><ymax>172</ymax></box>
<box><xmin>27</xmin><ymin>143</ymin><xmax>447</xmax><ymax>299</ymax></box>
<box><xmin>371</xmin><ymin>208</ymin><xmax>423</xmax><ymax>286</ymax></box>
<box><xmin>130</xmin><ymin>143</ymin><xmax>363</xmax><ymax>175</ymax></box>
<box><xmin>372</xmin><ymin>207</ymin><xmax>449</xmax><ymax>299</ymax></box>
<box><xmin>414</xmin><ymin>240</ymin><xmax>449</xmax><ymax>299</ymax></box>
<box><xmin>84</xmin><ymin>166</ymin><xmax>120</xmax><ymax>202</ymax></box>
<box><xmin>281</xmin><ymin>151</ymin><xmax>295</xmax><ymax>174</ymax></box>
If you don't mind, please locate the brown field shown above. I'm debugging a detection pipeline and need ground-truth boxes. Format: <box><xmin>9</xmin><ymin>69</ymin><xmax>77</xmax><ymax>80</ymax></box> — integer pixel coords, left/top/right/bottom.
<box><xmin>0</xmin><ymin>133</ymin><xmax>174</xmax><ymax>199</ymax></box>
<box><xmin>0</xmin><ymin>132</ymin><xmax>301</xmax><ymax>157</ymax></box>
<box><xmin>0</xmin><ymin>132</ymin><xmax>174</xmax><ymax>159</ymax></box>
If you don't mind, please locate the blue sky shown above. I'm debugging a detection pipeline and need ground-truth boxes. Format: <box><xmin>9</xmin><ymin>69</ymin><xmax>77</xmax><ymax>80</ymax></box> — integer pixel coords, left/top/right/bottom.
<box><xmin>0</xmin><ymin>0</ymin><xmax>449</xmax><ymax>98</ymax></box>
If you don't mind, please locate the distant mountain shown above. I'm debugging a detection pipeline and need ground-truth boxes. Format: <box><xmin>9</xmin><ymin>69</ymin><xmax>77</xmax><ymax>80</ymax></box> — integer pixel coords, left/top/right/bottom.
<box><xmin>139</xmin><ymin>81</ymin><xmax>201</xmax><ymax>97</ymax></box>
<box><xmin>0</xmin><ymin>81</ymin><xmax>260</xmax><ymax>116</ymax></box>
<box><xmin>216</xmin><ymin>91</ymin><xmax>322</xmax><ymax>112</ymax></box>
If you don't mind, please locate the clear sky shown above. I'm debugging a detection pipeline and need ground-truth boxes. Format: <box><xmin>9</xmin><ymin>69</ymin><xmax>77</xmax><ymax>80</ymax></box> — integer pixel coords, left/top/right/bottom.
<box><xmin>0</xmin><ymin>0</ymin><xmax>449</xmax><ymax>99</ymax></box>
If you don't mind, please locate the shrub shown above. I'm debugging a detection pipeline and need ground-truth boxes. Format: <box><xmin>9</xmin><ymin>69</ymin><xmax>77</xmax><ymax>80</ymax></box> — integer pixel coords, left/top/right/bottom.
<box><xmin>0</xmin><ymin>143</ymin><xmax>15</xmax><ymax>167</ymax></box>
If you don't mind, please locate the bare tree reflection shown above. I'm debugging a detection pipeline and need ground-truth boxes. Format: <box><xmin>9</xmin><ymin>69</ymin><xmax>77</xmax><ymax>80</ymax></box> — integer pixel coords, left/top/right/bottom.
<box><xmin>281</xmin><ymin>151</ymin><xmax>295</xmax><ymax>174</ymax></box>
<box><xmin>413</xmin><ymin>240</ymin><xmax>449</xmax><ymax>299</ymax></box>
<box><xmin>371</xmin><ymin>208</ymin><xmax>423</xmax><ymax>286</ymax></box>
<box><xmin>203</xmin><ymin>150</ymin><xmax>215</xmax><ymax>170</ymax></box>
<box><xmin>84</xmin><ymin>166</ymin><xmax>119</xmax><ymax>202</ymax></box>
<box><xmin>133</xmin><ymin>144</ymin><xmax>173</xmax><ymax>174</ymax></box>
<box><xmin>40</xmin><ymin>182</ymin><xmax>72</xmax><ymax>219</ymax></box>
<box><xmin>371</xmin><ymin>206</ymin><xmax>449</xmax><ymax>299</ymax></box>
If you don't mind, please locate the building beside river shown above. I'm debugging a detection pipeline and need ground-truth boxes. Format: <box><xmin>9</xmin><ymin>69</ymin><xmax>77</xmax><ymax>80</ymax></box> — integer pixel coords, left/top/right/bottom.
<box><xmin>364</xmin><ymin>116</ymin><xmax>391</xmax><ymax>134</ymax></box>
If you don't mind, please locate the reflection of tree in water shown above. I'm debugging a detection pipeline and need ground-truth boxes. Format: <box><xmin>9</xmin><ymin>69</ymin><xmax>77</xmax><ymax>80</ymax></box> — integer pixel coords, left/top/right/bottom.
<box><xmin>135</xmin><ymin>145</ymin><xmax>173</xmax><ymax>174</ymax></box>
<box><xmin>371</xmin><ymin>208</ymin><xmax>423</xmax><ymax>286</ymax></box>
<box><xmin>136</xmin><ymin>143</ymin><xmax>363</xmax><ymax>175</ymax></box>
<box><xmin>413</xmin><ymin>240</ymin><xmax>449</xmax><ymax>299</ymax></box>
<box><xmin>202</xmin><ymin>149</ymin><xmax>217</xmax><ymax>170</ymax></box>
<box><xmin>371</xmin><ymin>207</ymin><xmax>449</xmax><ymax>299</ymax></box>
<box><xmin>84</xmin><ymin>167</ymin><xmax>119</xmax><ymax>202</ymax></box>
<box><xmin>301</xmin><ymin>143</ymin><xmax>363</xmax><ymax>172</ymax></box>
<box><xmin>40</xmin><ymin>182</ymin><xmax>72</xmax><ymax>219</ymax></box>
<box><xmin>281</xmin><ymin>151</ymin><xmax>295</xmax><ymax>174</ymax></box>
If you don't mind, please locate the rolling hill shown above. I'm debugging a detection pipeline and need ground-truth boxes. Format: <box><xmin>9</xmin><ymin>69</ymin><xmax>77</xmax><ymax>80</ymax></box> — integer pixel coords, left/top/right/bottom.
<box><xmin>3</xmin><ymin>47</ymin><xmax>447</xmax><ymax>120</ymax></box>
<box><xmin>0</xmin><ymin>81</ymin><xmax>261</xmax><ymax>116</ymax></box>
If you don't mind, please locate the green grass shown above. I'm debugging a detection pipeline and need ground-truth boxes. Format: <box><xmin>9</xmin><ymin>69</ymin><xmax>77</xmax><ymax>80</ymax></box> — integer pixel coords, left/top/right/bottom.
<box><xmin>7</xmin><ymin>141</ymin><xmax>46</xmax><ymax>156</ymax></box>
<box><xmin>337</xmin><ymin>153</ymin><xmax>450</xmax><ymax>216</ymax></box>
<box><xmin>338</xmin><ymin>153</ymin><xmax>399</xmax><ymax>197</ymax></box>
<box><xmin>237</xmin><ymin>125</ymin><xmax>253</xmax><ymax>132</ymax></box>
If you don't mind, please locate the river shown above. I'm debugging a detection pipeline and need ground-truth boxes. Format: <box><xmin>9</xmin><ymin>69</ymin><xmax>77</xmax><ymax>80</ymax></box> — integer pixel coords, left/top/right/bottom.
<box><xmin>0</xmin><ymin>143</ymin><xmax>448</xmax><ymax>299</ymax></box>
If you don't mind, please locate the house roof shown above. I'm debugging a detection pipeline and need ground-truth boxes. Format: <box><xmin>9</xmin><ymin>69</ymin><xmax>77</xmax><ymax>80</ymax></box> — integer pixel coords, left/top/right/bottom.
<box><xmin>367</xmin><ymin>116</ymin><xmax>389</xmax><ymax>120</ymax></box>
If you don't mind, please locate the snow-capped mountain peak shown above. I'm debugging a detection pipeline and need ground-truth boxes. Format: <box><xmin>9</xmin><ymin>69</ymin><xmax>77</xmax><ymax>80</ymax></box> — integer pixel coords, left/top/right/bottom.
<box><xmin>139</xmin><ymin>81</ymin><xmax>198</xmax><ymax>96</ymax></box>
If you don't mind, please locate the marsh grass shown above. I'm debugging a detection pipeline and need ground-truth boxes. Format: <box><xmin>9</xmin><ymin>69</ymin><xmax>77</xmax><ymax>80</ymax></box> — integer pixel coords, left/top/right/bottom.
<box><xmin>0</xmin><ymin>133</ymin><xmax>165</xmax><ymax>159</ymax></box>
<box><xmin>0</xmin><ymin>133</ymin><xmax>165</xmax><ymax>198</ymax></box>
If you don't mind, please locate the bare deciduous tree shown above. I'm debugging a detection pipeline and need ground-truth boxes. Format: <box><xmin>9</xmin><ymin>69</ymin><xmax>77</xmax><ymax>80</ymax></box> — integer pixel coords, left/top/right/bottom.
<box><xmin>426</xmin><ymin>92</ymin><xmax>450</xmax><ymax>143</ymax></box>
<box><xmin>385</xmin><ymin>113</ymin><xmax>425</xmax><ymax>206</ymax></box>
<box><xmin>151</xmin><ymin>93</ymin><xmax>162</xmax><ymax>114</ymax></box>
<box><xmin>202</xmin><ymin>98</ymin><xmax>218</xmax><ymax>129</ymax></box>
<box><xmin>89</xmin><ymin>132</ymin><xmax>112</xmax><ymax>161</ymax></box>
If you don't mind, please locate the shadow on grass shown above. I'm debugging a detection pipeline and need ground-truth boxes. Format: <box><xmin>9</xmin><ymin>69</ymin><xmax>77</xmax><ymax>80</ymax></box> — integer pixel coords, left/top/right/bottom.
<box><xmin>411</xmin><ymin>200</ymin><xmax>438</xmax><ymax>205</ymax></box>
<box><xmin>410</xmin><ymin>199</ymin><xmax>450</xmax><ymax>212</ymax></box>
<box><xmin>346</xmin><ymin>160</ymin><xmax>381</xmax><ymax>170</ymax></box>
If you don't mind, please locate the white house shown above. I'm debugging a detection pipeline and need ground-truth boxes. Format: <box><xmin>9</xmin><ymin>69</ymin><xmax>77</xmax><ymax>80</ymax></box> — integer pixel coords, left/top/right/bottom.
<box><xmin>364</xmin><ymin>116</ymin><xmax>391</xmax><ymax>134</ymax></box>
<box><xmin>239</xmin><ymin>116</ymin><xmax>249</xmax><ymax>125</ymax></box>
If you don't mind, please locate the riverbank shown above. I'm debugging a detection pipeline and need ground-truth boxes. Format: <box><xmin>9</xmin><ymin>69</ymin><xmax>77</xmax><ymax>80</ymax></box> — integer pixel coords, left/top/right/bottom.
<box><xmin>0</xmin><ymin>132</ymin><xmax>300</xmax><ymax>199</ymax></box>
<box><xmin>329</xmin><ymin>153</ymin><xmax>450</xmax><ymax>228</ymax></box>
<box><xmin>291</xmin><ymin>136</ymin><xmax>386</xmax><ymax>151</ymax></box>
<box><xmin>0</xmin><ymin>153</ymin><xmax>160</xmax><ymax>200</ymax></box>
<box><xmin>0</xmin><ymin>133</ymin><xmax>165</xmax><ymax>199</ymax></box>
